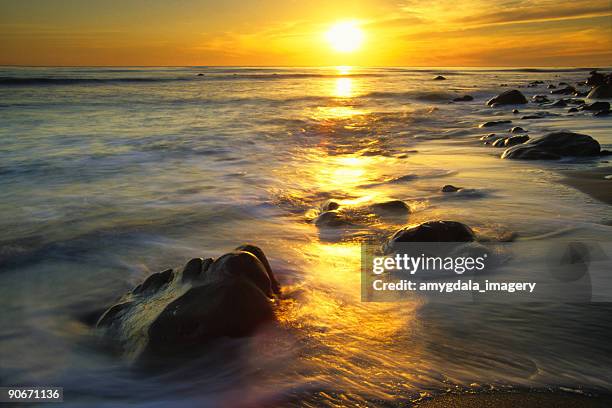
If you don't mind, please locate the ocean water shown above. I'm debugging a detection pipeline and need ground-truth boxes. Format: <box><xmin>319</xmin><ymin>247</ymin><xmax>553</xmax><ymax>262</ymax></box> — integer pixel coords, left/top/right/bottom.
<box><xmin>0</xmin><ymin>66</ymin><xmax>611</xmax><ymax>406</ymax></box>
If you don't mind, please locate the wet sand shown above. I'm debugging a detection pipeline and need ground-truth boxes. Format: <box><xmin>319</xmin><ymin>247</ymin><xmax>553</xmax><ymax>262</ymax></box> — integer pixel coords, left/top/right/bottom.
<box><xmin>417</xmin><ymin>392</ymin><xmax>612</xmax><ymax>408</ymax></box>
<box><xmin>560</xmin><ymin>166</ymin><xmax>612</xmax><ymax>205</ymax></box>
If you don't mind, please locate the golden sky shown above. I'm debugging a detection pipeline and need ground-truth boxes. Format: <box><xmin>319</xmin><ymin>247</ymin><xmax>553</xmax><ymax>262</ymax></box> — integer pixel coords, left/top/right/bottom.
<box><xmin>1</xmin><ymin>0</ymin><xmax>611</xmax><ymax>66</ymax></box>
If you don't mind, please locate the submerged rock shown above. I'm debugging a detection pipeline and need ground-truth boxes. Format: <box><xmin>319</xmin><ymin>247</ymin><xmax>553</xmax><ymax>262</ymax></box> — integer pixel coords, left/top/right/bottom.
<box><xmin>501</xmin><ymin>131</ymin><xmax>601</xmax><ymax>160</ymax></box>
<box><xmin>96</xmin><ymin>245</ymin><xmax>280</xmax><ymax>359</ymax></box>
<box><xmin>479</xmin><ymin>120</ymin><xmax>512</xmax><ymax>128</ymax></box>
<box><xmin>370</xmin><ymin>200</ymin><xmax>410</xmax><ymax>215</ymax></box>
<box><xmin>551</xmin><ymin>86</ymin><xmax>576</xmax><ymax>95</ymax></box>
<box><xmin>532</xmin><ymin>95</ymin><xmax>550</xmax><ymax>104</ymax></box>
<box><xmin>433</xmin><ymin>75</ymin><xmax>446</xmax><ymax>80</ymax></box>
<box><xmin>487</xmin><ymin>90</ymin><xmax>527</xmax><ymax>106</ymax></box>
<box><xmin>453</xmin><ymin>95</ymin><xmax>473</xmax><ymax>102</ymax></box>
<box><xmin>314</xmin><ymin>210</ymin><xmax>350</xmax><ymax>227</ymax></box>
<box><xmin>568</xmin><ymin>107</ymin><xmax>579</xmax><ymax>113</ymax></box>
<box><xmin>587</xmin><ymin>85</ymin><xmax>612</xmax><ymax>99</ymax></box>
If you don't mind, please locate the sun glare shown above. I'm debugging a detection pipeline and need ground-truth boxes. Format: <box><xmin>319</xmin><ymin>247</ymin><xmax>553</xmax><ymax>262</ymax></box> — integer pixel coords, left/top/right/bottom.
<box><xmin>326</xmin><ymin>22</ymin><xmax>364</xmax><ymax>53</ymax></box>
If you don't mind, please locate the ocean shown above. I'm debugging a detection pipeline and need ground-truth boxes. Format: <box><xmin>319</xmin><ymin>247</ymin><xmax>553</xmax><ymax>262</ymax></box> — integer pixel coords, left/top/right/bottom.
<box><xmin>1</xmin><ymin>66</ymin><xmax>611</xmax><ymax>406</ymax></box>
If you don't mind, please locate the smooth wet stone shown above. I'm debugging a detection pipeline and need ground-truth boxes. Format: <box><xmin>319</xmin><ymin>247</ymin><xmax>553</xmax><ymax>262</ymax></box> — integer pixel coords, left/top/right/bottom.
<box><xmin>594</xmin><ymin>110</ymin><xmax>610</xmax><ymax>117</ymax></box>
<box><xmin>532</xmin><ymin>95</ymin><xmax>550</xmax><ymax>103</ymax></box>
<box><xmin>370</xmin><ymin>200</ymin><xmax>410</xmax><ymax>214</ymax></box>
<box><xmin>510</xmin><ymin>126</ymin><xmax>526</xmax><ymax>133</ymax></box>
<box><xmin>568</xmin><ymin>107</ymin><xmax>579</xmax><ymax>113</ymax></box>
<box><xmin>547</xmin><ymin>84</ymin><xmax>556</xmax><ymax>89</ymax></box>
<box><xmin>196</xmin><ymin>73</ymin><xmax>204</xmax><ymax>76</ymax></box>
<box><xmin>181</xmin><ymin>258</ymin><xmax>203</xmax><ymax>282</ymax></box>
<box><xmin>492</xmin><ymin>138</ymin><xmax>507</xmax><ymax>147</ymax></box>
<box><xmin>587</xmin><ymin>85</ymin><xmax>612</xmax><ymax>99</ymax></box>
<box><xmin>314</xmin><ymin>210</ymin><xmax>349</xmax><ymax>227</ymax></box>
<box><xmin>146</xmin><ymin>279</ymin><xmax>274</xmax><ymax>356</ymax></box>
<box><xmin>504</xmin><ymin>135</ymin><xmax>529</xmax><ymax>147</ymax></box>
<box><xmin>479</xmin><ymin>120</ymin><xmax>512</xmax><ymax>128</ymax></box>
<box><xmin>441</xmin><ymin>185</ymin><xmax>461</xmax><ymax>193</ymax></box>
<box><xmin>235</xmin><ymin>243</ymin><xmax>280</xmax><ymax>295</ymax></box>
<box><xmin>487</xmin><ymin>90</ymin><xmax>527</xmax><ymax>106</ymax></box>
<box><xmin>551</xmin><ymin>86</ymin><xmax>576</xmax><ymax>95</ymax></box>
<box><xmin>501</xmin><ymin>131</ymin><xmax>601</xmax><ymax>160</ymax></box>
<box><xmin>512</xmin><ymin>109</ymin><xmax>520</xmax><ymax>114</ymax></box>
<box><xmin>453</xmin><ymin>95</ymin><xmax>473</xmax><ymax>102</ymax></box>
<box><xmin>387</xmin><ymin>221</ymin><xmax>475</xmax><ymax>246</ymax></box>
<box><xmin>133</xmin><ymin>269</ymin><xmax>174</xmax><ymax>295</ymax></box>
<box><xmin>321</xmin><ymin>200</ymin><xmax>340</xmax><ymax>211</ymax></box>
<box><xmin>433</xmin><ymin>75</ymin><xmax>446</xmax><ymax>80</ymax></box>
<box><xmin>97</xmin><ymin>244</ymin><xmax>281</xmax><ymax>359</ymax></box>
<box><xmin>581</xmin><ymin>101</ymin><xmax>610</xmax><ymax>111</ymax></box>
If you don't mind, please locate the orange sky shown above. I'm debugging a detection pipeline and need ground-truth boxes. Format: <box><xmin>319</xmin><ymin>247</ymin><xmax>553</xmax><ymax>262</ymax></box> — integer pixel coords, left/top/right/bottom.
<box><xmin>1</xmin><ymin>0</ymin><xmax>611</xmax><ymax>66</ymax></box>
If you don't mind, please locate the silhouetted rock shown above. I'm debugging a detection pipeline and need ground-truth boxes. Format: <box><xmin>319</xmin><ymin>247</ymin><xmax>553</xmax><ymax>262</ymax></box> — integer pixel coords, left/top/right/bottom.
<box><xmin>586</xmin><ymin>71</ymin><xmax>606</xmax><ymax>86</ymax></box>
<box><xmin>581</xmin><ymin>101</ymin><xmax>610</xmax><ymax>111</ymax></box>
<box><xmin>587</xmin><ymin>85</ymin><xmax>612</xmax><ymax>99</ymax></box>
<box><xmin>551</xmin><ymin>86</ymin><xmax>576</xmax><ymax>95</ymax></box>
<box><xmin>479</xmin><ymin>120</ymin><xmax>512</xmax><ymax>128</ymax></box>
<box><xmin>512</xmin><ymin>109</ymin><xmax>520</xmax><ymax>114</ymax></box>
<box><xmin>568</xmin><ymin>107</ymin><xmax>579</xmax><ymax>113</ymax></box>
<box><xmin>551</xmin><ymin>99</ymin><xmax>567</xmax><ymax>107</ymax></box>
<box><xmin>547</xmin><ymin>84</ymin><xmax>556</xmax><ymax>89</ymax></box>
<box><xmin>532</xmin><ymin>95</ymin><xmax>550</xmax><ymax>103</ymax></box>
<box><xmin>492</xmin><ymin>138</ymin><xmax>507</xmax><ymax>147</ymax></box>
<box><xmin>594</xmin><ymin>110</ymin><xmax>610</xmax><ymax>117</ymax></box>
<box><xmin>386</xmin><ymin>221</ymin><xmax>475</xmax><ymax>247</ymax></box>
<box><xmin>97</xmin><ymin>245</ymin><xmax>280</xmax><ymax>359</ymax></box>
<box><xmin>487</xmin><ymin>90</ymin><xmax>527</xmax><ymax>106</ymax></box>
<box><xmin>321</xmin><ymin>200</ymin><xmax>340</xmax><ymax>211</ymax></box>
<box><xmin>434</xmin><ymin>75</ymin><xmax>446</xmax><ymax>80</ymax></box>
<box><xmin>510</xmin><ymin>126</ymin><xmax>526</xmax><ymax>133</ymax></box>
<box><xmin>504</xmin><ymin>135</ymin><xmax>529</xmax><ymax>147</ymax></box>
<box><xmin>502</xmin><ymin>131</ymin><xmax>601</xmax><ymax>160</ymax></box>
<box><xmin>453</xmin><ymin>95</ymin><xmax>473</xmax><ymax>102</ymax></box>
<box><xmin>441</xmin><ymin>185</ymin><xmax>461</xmax><ymax>192</ymax></box>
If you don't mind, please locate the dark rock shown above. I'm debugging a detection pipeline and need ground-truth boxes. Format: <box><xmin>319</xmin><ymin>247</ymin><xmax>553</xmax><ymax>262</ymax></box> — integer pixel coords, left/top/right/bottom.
<box><xmin>133</xmin><ymin>269</ymin><xmax>174</xmax><ymax>295</ymax></box>
<box><xmin>512</xmin><ymin>109</ymin><xmax>520</xmax><ymax>114</ymax></box>
<box><xmin>587</xmin><ymin>85</ymin><xmax>612</xmax><ymax>99</ymax></box>
<box><xmin>510</xmin><ymin>126</ymin><xmax>526</xmax><ymax>133</ymax></box>
<box><xmin>196</xmin><ymin>73</ymin><xmax>204</xmax><ymax>76</ymax></box>
<box><xmin>532</xmin><ymin>95</ymin><xmax>550</xmax><ymax>103</ymax></box>
<box><xmin>487</xmin><ymin>89</ymin><xmax>528</xmax><ymax>106</ymax></box>
<box><xmin>370</xmin><ymin>200</ymin><xmax>410</xmax><ymax>214</ymax></box>
<box><xmin>547</xmin><ymin>84</ymin><xmax>557</xmax><ymax>89</ymax></box>
<box><xmin>568</xmin><ymin>107</ymin><xmax>579</xmax><ymax>113</ymax></box>
<box><xmin>492</xmin><ymin>138</ymin><xmax>507</xmax><ymax>147</ymax></box>
<box><xmin>594</xmin><ymin>110</ymin><xmax>610</xmax><ymax>117</ymax></box>
<box><xmin>559</xmin><ymin>82</ymin><xmax>569</xmax><ymax>86</ymax></box>
<box><xmin>453</xmin><ymin>95</ymin><xmax>473</xmax><ymax>102</ymax></box>
<box><xmin>97</xmin><ymin>245</ymin><xmax>281</xmax><ymax>358</ymax></box>
<box><xmin>504</xmin><ymin>135</ymin><xmax>529</xmax><ymax>147</ymax></box>
<box><xmin>387</xmin><ymin>220</ymin><xmax>475</xmax><ymax>245</ymax></box>
<box><xmin>441</xmin><ymin>185</ymin><xmax>461</xmax><ymax>193</ymax></box>
<box><xmin>479</xmin><ymin>120</ymin><xmax>512</xmax><ymax>128</ymax></box>
<box><xmin>502</xmin><ymin>131</ymin><xmax>601</xmax><ymax>160</ymax></box>
<box><xmin>586</xmin><ymin>72</ymin><xmax>606</xmax><ymax>86</ymax></box>
<box><xmin>565</xmin><ymin>98</ymin><xmax>585</xmax><ymax>105</ymax></box>
<box><xmin>181</xmin><ymin>258</ymin><xmax>204</xmax><ymax>282</ymax></box>
<box><xmin>551</xmin><ymin>99</ymin><xmax>567</xmax><ymax>107</ymax></box>
<box><xmin>314</xmin><ymin>210</ymin><xmax>349</xmax><ymax>227</ymax></box>
<box><xmin>581</xmin><ymin>101</ymin><xmax>610</xmax><ymax>111</ymax></box>
<box><xmin>434</xmin><ymin>75</ymin><xmax>446</xmax><ymax>80</ymax></box>
<box><xmin>551</xmin><ymin>86</ymin><xmax>576</xmax><ymax>95</ymax></box>
<box><xmin>529</xmin><ymin>80</ymin><xmax>544</xmax><ymax>86</ymax></box>
<box><xmin>321</xmin><ymin>200</ymin><xmax>340</xmax><ymax>211</ymax></box>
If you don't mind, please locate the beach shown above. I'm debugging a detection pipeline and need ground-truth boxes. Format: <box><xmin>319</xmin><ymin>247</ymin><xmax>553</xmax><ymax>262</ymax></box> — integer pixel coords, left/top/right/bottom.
<box><xmin>1</xmin><ymin>66</ymin><xmax>611</xmax><ymax>407</ymax></box>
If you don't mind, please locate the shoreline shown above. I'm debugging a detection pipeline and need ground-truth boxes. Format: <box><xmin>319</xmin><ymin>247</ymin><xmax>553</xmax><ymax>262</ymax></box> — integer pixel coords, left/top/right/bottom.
<box><xmin>559</xmin><ymin>166</ymin><xmax>612</xmax><ymax>205</ymax></box>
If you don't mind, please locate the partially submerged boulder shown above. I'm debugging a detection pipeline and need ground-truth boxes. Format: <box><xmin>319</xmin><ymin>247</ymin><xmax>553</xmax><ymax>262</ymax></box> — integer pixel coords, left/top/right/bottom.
<box><xmin>587</xmin><ymin>85</ymin><xmax>612</xmax><ymax>99</ymax></box>
<box><xmin>501</xmin><ymin>131</ymin><xmax>601</xmax><ymax>160</ymax></box>
<box><xmin>96</xmin><ymin>245</ymin><xmax>280</xmax><ymax>359</ymax></box>
<box><xmin>387</xmin><ymin>220</ymin><xmax>475</xmax><ymax>244</ymax></box>
<box><xmin>487</xmin><ymin>90</ymin><xmax>527</xmax><ymax>106</ymax></box>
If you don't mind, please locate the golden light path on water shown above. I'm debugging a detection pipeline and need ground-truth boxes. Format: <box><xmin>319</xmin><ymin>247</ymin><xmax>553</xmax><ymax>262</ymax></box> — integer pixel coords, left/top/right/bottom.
<box><xmin>268</xmin><ymin>68</ymin><xmax>434</xmax><ymax>403</ymax></box>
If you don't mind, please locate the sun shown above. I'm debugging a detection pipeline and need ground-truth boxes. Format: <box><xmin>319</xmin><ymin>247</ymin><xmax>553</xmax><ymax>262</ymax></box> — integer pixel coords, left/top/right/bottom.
<box><xmin>325</xmin><ymin>21</ymin><xmax>364</xmax><ymax>53</ymax></box>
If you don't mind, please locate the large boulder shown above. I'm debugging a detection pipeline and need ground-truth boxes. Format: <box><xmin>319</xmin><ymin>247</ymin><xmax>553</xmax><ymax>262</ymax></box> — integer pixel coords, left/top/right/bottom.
<box><xmin>96</xmin><ymin>245</ymin><xmax>280</xmax><ymax>359</ymax></box>
<box><xmin>487</xmin><ymin>90</ymin><xmax>527</xmax><ymax>106</ymax></box>
<box><xmin>501</xmin><ymin>131</ymin><xmax>601</xmax><ymax>160</ymax></box>
<box><xmin>587</xmin><ymin>85</ymin><xmax>612</xmax><ymax>99</ymax></box>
